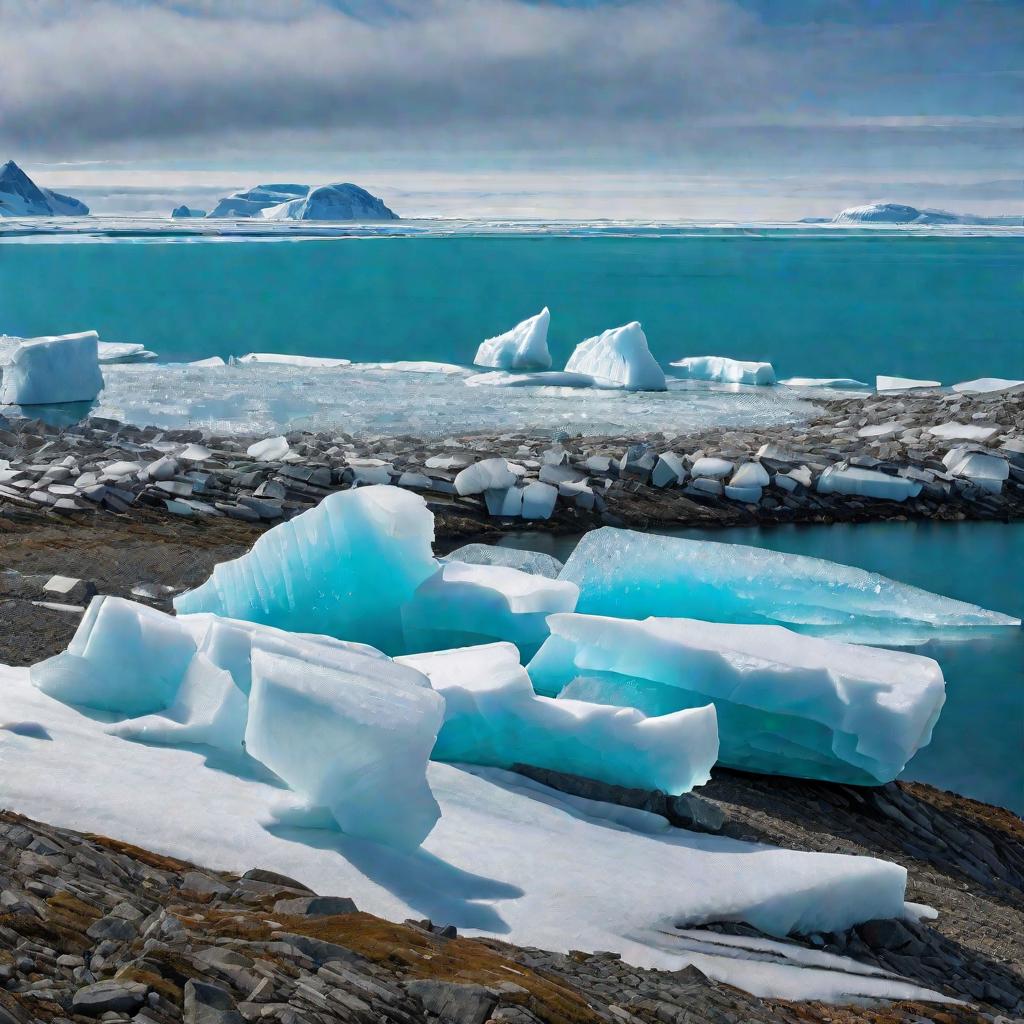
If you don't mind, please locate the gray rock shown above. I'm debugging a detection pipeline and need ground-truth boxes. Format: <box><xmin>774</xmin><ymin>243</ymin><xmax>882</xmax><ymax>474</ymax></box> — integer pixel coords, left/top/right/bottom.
<box><xmin>405</xmin><ymin>979</ymin><xmax>497</xmax><ymax>1024</ymax></box>
<box><xmin>241</xmin><ymin>867</ymin><xmax>313</xmax><ymax>892</ymax></box>
<box><xmin>183</xmin><ymin>979</ymin><xmax>246</xmax><ymax>1024</ymax></box>
<box><xmin>272</xmin><ymin>895</ymin><xmax>357</xmax><ymax>917</ymax></box>
<box><xmin>72</xmin><ymin>980</ymin><xmax>148</xmax><ymax>1016</ymax></box>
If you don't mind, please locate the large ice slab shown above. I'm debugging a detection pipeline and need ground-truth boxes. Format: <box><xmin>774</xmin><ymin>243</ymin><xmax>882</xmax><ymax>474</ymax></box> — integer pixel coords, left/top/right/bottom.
<box><xmin>401</xmin><ymin>560</ymin><xmax>579</xmax><ymax>659</ymax></box>
<box><xmin>671</xmin><ymin>356</ymin><xmax>776</xmax><ymax>386</ymax></box>
<box><xmin>1</xmin><ymin>661</ymin><xmax>927</xmax><ymax>999</ymax></box>
<box><xmin>781</xmin><ymin>377</ymin><xmax>869</xmax><ymax>389</ymax></box>
<box><xmin>0</xmin><ymin>331</ymin><xmax>104</xmax><ymax>406</ymax></box>
<box><xmin>564</xmin><ymin>322</ymin><xmax>666</xmax><ymax>391</ymax></box>
<box><xmin>529</xmin><ymin>613</ymin><xmax>946</xmax><ymax>784</ymax></box>
<box><xmin>951</xmin><ymin>377</ymin><xmax>1024</xmax><ymax>394</ymax></box>
<box><xmin>400</xmin><ymin>643</ymin><xmax>717</xmax><ymax>794</ymax></box>
<box><xmin>174</xmin><ymin>486</ymin><xmax>439</xmax><ymax>654</ymax></box>
<box><xmin>474</xmin><ymin>308</ymin><xmax>552</xmax><ymax>371</ymax></box>
<box><xmin>876</xmin><ymin>375</ymin><xmax>941</xmax><ymax>392</ymax></box>
<box><xmin>246</xmin><ymin>646</ymin><xmax>442</xmax><ymax>849</ymax></box>
<box><xmin>943</xmin><ymin>447</ymin><xmax>1010</xmax><ymax>494</ymax></box>
<box><xmin>817</xmin><ymin>466</ymin><xmax>922</xmax><ymax>501</ymax></box>
<box><xmin>558</xmin><ymin>527</ymin><xmax>1020</xmax><ymax>644</ymax></box>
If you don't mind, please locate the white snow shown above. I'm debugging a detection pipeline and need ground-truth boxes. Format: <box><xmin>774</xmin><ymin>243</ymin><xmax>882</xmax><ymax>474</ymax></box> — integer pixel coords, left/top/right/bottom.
<box><xmin>246</xmin><ymin>647</ymin><xmax>442</xmax><ymax>850</ymax></box>
<box><xmin>816</xmin><ymin>466</ymin><xmax>922</xmax><ymax>502</ymax></box>
<box><xmin>0</xmin><ymin>160</ymin><xmax>89</xmax><ymax>217</ymax></box>
<box><xmin>454</xmin><ymin>458</ymin><xmax>518</xmax><ymax>496</ymax></box>
<box><xmin>0</xmin><ymin>331</ymin><xmax>104</xmax><ymax>406</ymax></box>
<box><xmin>558</xmin><ymin>526</ymin><xmax>1019</xmax><ymax>645</ymax></box>
<box><xmin>400</xmin><ymin>643</ymin><xmax>718</xmax><ymax>794</ymax></box>
<box><xmin>0</xmin><ymin>660</ymin><xmax>920</xmax><ymax>1001</ymax></box>
<box><xmin>530</xmin><ymin>613</ymin><xmax>946</xmax><ymax>784</ymax></box>
<box><xmin>401</xmin><ymin>561</ymin><xmax>578</xmax><ymax>659</ymax></box>
<box><xmin>474</xmin><ymin>308</ymin><xmax>552</xmax><ymax>371</ymax></box>
<box><xmin>951</xmin><ymin>377</ymin><xmax>1024</xmax><ymax>394</ymax></box>
<box><xmin>928</xmin><ymin>422</ymin><xmax>999</xmax><ymax>442</ymax></box>
<box><xmin>564</xmin><ymin>322</ymin><xmax>666</xmax><ymax>391</ymax></box>
<box><xmin>236</xmin><ymin>352</ymin><xmax>352</xmax><ymax>368</ymax></box>
<box><xmin>671</xmin><ymin>356</ymin><xmax>776</xmax><ymax>386</ymax></box>
<box><xmin>174</xmin><ymin>486</ymin><xmax>439</xmax><ymax>655</ymax></box>
<box><xmin>876</xmin><ymin>375</ymin><xmax>941</xmax><ymax>392</ymax></box>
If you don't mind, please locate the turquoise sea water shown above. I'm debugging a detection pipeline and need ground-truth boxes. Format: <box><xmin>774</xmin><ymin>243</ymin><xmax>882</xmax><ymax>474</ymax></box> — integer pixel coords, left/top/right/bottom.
<box><xmin>497</xmin><ymin>522</ymin><xmax>1024</xmax><ymax>815</ymax></box>
<box><xmin>2</xmin><ymin>233</ymin><xmax>1023</xmax><ymax>383</ymax></box>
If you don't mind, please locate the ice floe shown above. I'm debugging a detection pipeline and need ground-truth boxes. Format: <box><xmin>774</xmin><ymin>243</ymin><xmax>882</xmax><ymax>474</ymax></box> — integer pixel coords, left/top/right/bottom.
<box><xmin>817</xmin><ymin>465</ymin><xmax>922</xmax><ymax>501</ymax></box>
<box><xmin>529</xmin><ymin>613</ymin><xmax>945</xmax><ymax>784</ymax></box>
<box><xmin>781</xmin><ymin>377</ymin><xmax>869</xmax><ymax>389</ymax></box>
<box><xmin>474</xmin><ymin>308</ymin><xmax>552</xmax><ymax>371</ymax></box>
<box><xmin>400</xmin><ymin>643</ymin><xmax>718</xmax><ymax>794</ymax></box>
<box><xmin>0</xmin><ymin>331</ymin><xmax>104</xmax><ymax>406</ymax></box>
<box><xmin>951</xmin><ymin>377</ymin><xmax>1024</xmax><ymax>394</ymax></box>
<box><xmin>558</xmin><ymin>526</ymin><xmax>1019</xmax><ymax>644</ymax></box>
<box><xmin>564</xmin><ymin>322</ymin><xmax>666</xmax><ymax>391</ymax></box>
<box><xmin>235</xmin><ymin>352</ymin><xmax>352</xmax><ymax>368</ymax></box>
<box><xmin>671</xmin><ymin>356</ymin><xmax>776</xmax><ymax>386</ymax></box>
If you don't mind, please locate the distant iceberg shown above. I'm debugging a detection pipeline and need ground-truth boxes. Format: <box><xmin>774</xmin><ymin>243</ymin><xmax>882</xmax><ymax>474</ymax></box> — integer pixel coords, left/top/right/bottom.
<box><xmin>261</xmin><ymin>182</ymin><xmax>398</xmax><ymax>221</ymax></box>
<box><xmin>474</xmin><ymin>308</ymin><xmax>552</xmax><ymax>371</ymax></box>
<box><xmin>671</xmin><ymin>355</ymin><xmax>776</xmax><ymax>386</ymax></box>
<box><xmin>170</xmin><ymin>205</ymin><xmax>206</xmax><ymax>219</ymax></box>
<box><xmin>0</xmin><ymin>160</ymin><xmax>89</xmax><ymax>217</ymax></box>
<box><xmin>207</xmin><ymin>183</ymin><xmax>309</xmax><ymax>218</ymax></box>
<box><xmin>832</xmin><ymin>202</ymin><xmax>1019</xmax><ymax>226</ymax></box>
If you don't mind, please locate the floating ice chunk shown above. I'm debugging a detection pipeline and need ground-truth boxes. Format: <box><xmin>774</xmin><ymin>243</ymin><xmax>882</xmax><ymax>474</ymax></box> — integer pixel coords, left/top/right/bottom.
<box><xmin>246</xmin><ymin>647</ymin><xmax>442</xmax><ymax>849</ymax></box>
<box><xmin>691</xmin><ymin>457</ymin><xmax>733</xmax><ymax>479</ymax></box>
<box><xmin>236</xmin><ymin>352</ymin><xmax>351</xmax><ymax>368</ymax></box>
<box><xmin>781</xmin><ymin>377</ymin><xmax>869</xmax><ymax>389</ymax></box>
<box><xmin>444</xmin><ymin>543</ymin><xmax>564</xmax><ymax>579</ymax></box>
<box><xmin>557</xmin><ymin>526</ymin><xmax>1019</xmax><ymax>644</ymax></box>
<box><xmin>400</xmin><ymin>643</ymin><xmax>718</xmax><ymax>794</ymax></box>
<box><xmin>730</xmin><ymin>462</ymin><xmax>770</xmax><ymax>488</ymax></box>
<box><xmin>0</xmin><ymin>331</ymin><xmax>104</xmax><ymax>406</ymax></box>
<box><xmin>951</xmin><ymin>377</ymin><xmax>1024</xmax><ymax>394</ymax></box>
<box><xmin>876</xmin><ymin>375</ymin><xmax>941</xmax><ymax>392</ymax></box>
<box><xmin>564</xmin><ymin>322</ymin><xmax>666</xmax><ymax>391</ymax></box>
<box><xmin>402</xmin><ymin>561</ymin><xmax>578</xmax><ymax>659</ymax></box>
<box><xmin>521</xmin><ymin>481</ymin><xmax>558</xmax><ymax>520</ymax></box>
<box><xmin>817</xmin><ymin>466</ymin><xmax>922</xmax><ymax>501</ymax></box>
<box><xmin>928</xmin><ymin>422</ymin><xmax>999</xmax><ymax>442</ymax></box>
<box><xmin>454</xmin><ymin>458</ymin><xmax>517</xmax><ymax>496</ymax></box>
<box><xmin>464</xmin><ymin>370</ymin><xmax>596</xmax><ymax>389</ymax></box>
<box><xmin>530</xmin><ymin>613</ymin><xmax>946</xmax><ymax>784</ymax></box>
<box><xmin>188</xmin><ymin>356</ymin><xmax>227</xmax><ymax>367</ymax></box>
<box><xmin>246</xmin><ymin>436</ymin><xmax>290</xmax><ymax>462</ymax></box>
<box><xmin>175</xmin><ymin>486</ymin><xmax>439</xmax><ymax>654</ymax></box>
<box><xmin>652</xmin><ymin>452</ymin><xmax>687</xmax><ymax>488</ymax></box>
<box><xmin>943</xmin><ymin>448</ymin><xmax>1009</xmax><ymax>494</ymax></box>
<box><xmin>97</xmin><ymin>342</ymin><xmax>157</xmax><ymax>364</ymax></box>
<box><xmin>31</xmin><ymin>597</ymin><xmax>197</xmax><ymax>715</ymax></box>
<box><xmin>671</xmin><ymin>356</ymin><xmax>776</xmax><ymax>386</ymax></box>
<box><xmin>474</xmin><ymin>308</ymin><xmax>552</xmax><ymax>371</ymax></box>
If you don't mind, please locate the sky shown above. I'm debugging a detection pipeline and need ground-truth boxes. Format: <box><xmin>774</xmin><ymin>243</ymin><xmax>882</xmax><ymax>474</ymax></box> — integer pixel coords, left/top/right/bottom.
<box><xmin>1</xmin><ymin>0</ymin><xmax>1021</xmax><ymax>218</ymax></box>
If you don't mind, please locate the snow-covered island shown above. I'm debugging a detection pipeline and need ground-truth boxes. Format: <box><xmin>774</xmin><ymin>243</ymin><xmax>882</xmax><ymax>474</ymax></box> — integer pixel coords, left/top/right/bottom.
<box><xmin>206</xmin><ymin>181</ymin><xmax>398</xmax><ymax>220</ymax></box>
<box><xmin>0</xmin><ymin>160</ymin><xmax>89</xmax><ymax>217</ymax></box>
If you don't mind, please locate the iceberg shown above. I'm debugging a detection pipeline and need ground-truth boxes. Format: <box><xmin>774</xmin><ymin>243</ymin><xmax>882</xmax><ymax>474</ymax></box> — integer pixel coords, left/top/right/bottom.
<box><xmin>0</xmin><ymin>160</ymin><xmax>89</xmax><ymax>217</ymax></box>
<box><xmin>557</xmin><ymin>527</ymin><xmax>1020</xmax><ymax>644</ymax></box>
<box><xmin>96</xmin><ymin>341</ymin><xmax>157</xmax><ymax>364</ymax></box>
<box><xmin>564</xmin><ymin>322</ymin><xmax>666</xmax><ymax>391</ymax></box>
<box><xmin>401</xmin><ymin>560</ymin><xmax>579</xmax><ymax>659</ymax></box>
<box><xmin>0</xmin><ymin>331</ymin><xmax>103</xmax><ymax>406</ymax></box>
<box><xmin>246</xmin><ymin>646</ymin><xmax>442</xmax><ymax>849</ymax></box>
<box><xmin>876</xmin><ymin>375</ymin><xmax>941</xmax><ymax>392</ymax></box>
<box><xmin>174</xmin><ymin>485</ymin><xmax>439</xmax><ymax>654</ymax></box>
<box><xmin>207</xmin><ymin>183</ymin><xmax>309</xmax><ymax>219</ymax></box>
<box><xmin>235</xmin><ymin>352</ymin><xmax>351</xmax><ymax>367</ymax></box>
<box><xmin>474</xmin><ymin>308</ymin><xmax>552</xmax><ymax>371</ymax></box>
<box><xmin>817</xmin><ymin>466</ymin><xmax>922</xmax><ymax>501</ymax></box>
<box><xmin>831</xmin><ymin>203</ymin><xmax>990</xmax><ymax>226</ymax></box>
<box><xmin>170</xmin><ymin>205</ymin><xmax>206</xmax><ymax>218</ymax></box>
<box><xmin>260</xmin><ymin>182</ymin><xmax>398</xmax><ymax>221</ymax></box>
<box><xmin>529</xmin><ymin>613</ymin><xmax>946</xmax><ymax>784</ymax></box>
<box><xmin>671</xmin><ymin>356</ymin><xmax>776</xmax><ymax>386</ymax></box>
<box><xmin>400</xmin><ymin>643</ymin><xmax>718</xmax><ymax>794</ymax></box>
<box><xmin>443</xmin><ymin>543</ymin><xmax>564</xmax><ymax>579</ymax></box>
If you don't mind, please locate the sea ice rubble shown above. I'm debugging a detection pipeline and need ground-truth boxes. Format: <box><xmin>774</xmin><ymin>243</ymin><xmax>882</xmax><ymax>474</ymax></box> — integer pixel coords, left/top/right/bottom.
<box><xmin>174</xmin><ymin>486</ymin><xmax>439</xmax><ymax>654</ymax></box>
<box><xmin>564</xmin><ymin>322</ymin><xmax>666</xmax><ymax>391</ymax></box>
<box><xmin>817</xmin><ymin>465</ymin><xmax>922</xmax><ymax>501</ymax></box>
<box><xmin>0</xmin><ymin>331</ymin><xmax>104</xmax><ymax>406</ymax></box>
<box><xmin>246</xmin><ymin>647</ymin><xmax>443</xmax><ymax>849</ymax></box>
<box><xmin>399</xmin><ymin>643</ymin><xmax>718</xmax><ymax>794</ymax></box>
<box><xmin>474</xmin><ymin>308</ymin><xmax>552</xmax><ymax>371</ymax></box>
<box><xmin>558</xmin><ymin>526</ymin><xmax>1020</xmax><ymax>643</ymax></box>
<box><xmin>401</xmin><ymin>560</ymin><xmax>579</xmax><ymax>659</ymax></box>
<box><xmin>670</xmin><ymin>356</ymin><xmax>776</xmax><ymax>386</ymax></box>
<box><xmin>529</xmin><ymin>613</ymin><xmax>946</xmax><ymax>784</ymax></box>
<box><xmin>876</xmin><ymin>375</ymin><xmax>941</xmax><ymax>392</ymax></box>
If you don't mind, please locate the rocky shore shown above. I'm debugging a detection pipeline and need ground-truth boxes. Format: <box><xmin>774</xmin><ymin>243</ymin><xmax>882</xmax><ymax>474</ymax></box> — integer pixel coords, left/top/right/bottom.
<box><xmin>0</xmin><ymin>388</ymin><xmax>1021</xmax><ymax>541</ymax></box>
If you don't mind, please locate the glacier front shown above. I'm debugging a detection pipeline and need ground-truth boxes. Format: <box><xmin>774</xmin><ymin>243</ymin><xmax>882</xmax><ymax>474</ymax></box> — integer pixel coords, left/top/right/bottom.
<box><xmin>529</xmin><ymin>613</ymin><xmax>946</xmax><ymax>784</ymax></box>
<box><xmin>557</xmin><ymin>527</ymin><xmax>1020</xmax><ymax>644</ymax></box>
<box><xmin>400</xmin><ymin>642</ymin><xmax>718</xmax><ymax>794</ymax></box>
